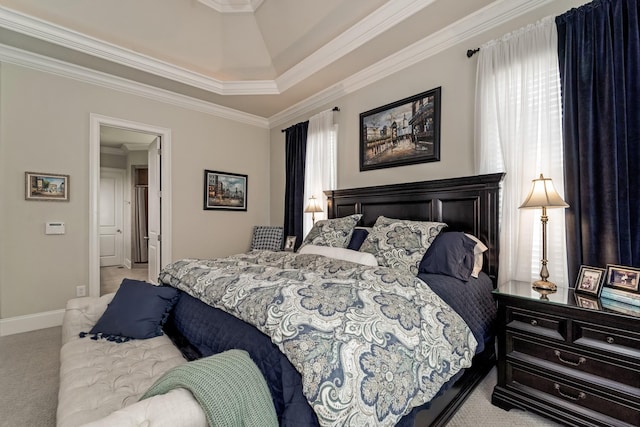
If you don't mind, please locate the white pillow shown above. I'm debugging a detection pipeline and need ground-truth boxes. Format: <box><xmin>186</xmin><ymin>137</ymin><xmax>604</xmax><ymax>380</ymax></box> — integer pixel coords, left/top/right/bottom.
<box><xmin>298</xmin><ymin>245</ymin><xmax>378</xmax><ymax>266</ymax></box>
<box><xmin>465</xmin><ymin>233</ymin><xmax>488</xmax><ymax>278</ymax></box>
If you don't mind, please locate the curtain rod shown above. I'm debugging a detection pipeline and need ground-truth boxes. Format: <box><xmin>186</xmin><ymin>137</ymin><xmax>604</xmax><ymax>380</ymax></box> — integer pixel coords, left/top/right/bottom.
<box><xmin>281</xmin><ymin>107</ymin><xmax>340</xmax><ymax>132</ymax></box>
<box><xmin>467</xmin><ymin>48</ymin><xmax>480</xmax><ymax>58</ymax></box>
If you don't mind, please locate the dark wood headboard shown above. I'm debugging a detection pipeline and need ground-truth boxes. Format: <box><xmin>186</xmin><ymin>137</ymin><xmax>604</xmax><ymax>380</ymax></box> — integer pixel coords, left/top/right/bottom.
<box><xmin>325</xmin><ymin>173</ymin><xmax>504</xmax><ymax>286</ymax></box>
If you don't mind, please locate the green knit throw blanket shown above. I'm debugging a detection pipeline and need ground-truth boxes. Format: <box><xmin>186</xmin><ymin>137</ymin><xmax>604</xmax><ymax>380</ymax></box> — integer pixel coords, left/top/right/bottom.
<box><xmin>140</xmin><ymin>349</ymin><xmax>278</xmax><ymax>427</ymax></box>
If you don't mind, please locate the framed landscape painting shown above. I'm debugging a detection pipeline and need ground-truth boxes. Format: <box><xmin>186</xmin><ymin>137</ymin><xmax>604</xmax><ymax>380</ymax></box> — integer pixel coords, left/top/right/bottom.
<box><xmin>203</xmin><ymin>170</ymin><xmax>247</xmax><ymax>211</ymax></box>
<box><xmin>360</xmin><ymin>87</ymin><xmax>441</xmax><ymax>171</ymax></box>
<box><xmin>25</xmin><ymin>171</ymin><xmax>69</xmax><ymax>201</ymax></box>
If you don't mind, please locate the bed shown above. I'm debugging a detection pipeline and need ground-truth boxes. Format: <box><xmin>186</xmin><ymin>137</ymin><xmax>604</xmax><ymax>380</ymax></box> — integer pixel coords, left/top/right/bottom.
<box><xmin>159</xmin><ymin>172</ymin><xmax>504</xmax><ymax>427</ymax></box>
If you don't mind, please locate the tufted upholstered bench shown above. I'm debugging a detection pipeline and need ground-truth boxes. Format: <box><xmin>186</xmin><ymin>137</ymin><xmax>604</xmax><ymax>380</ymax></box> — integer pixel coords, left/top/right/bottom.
<box><xmin>57</xmin><ymin>293</ymin><xmax>207</xmax><ymax>427</ymax></box>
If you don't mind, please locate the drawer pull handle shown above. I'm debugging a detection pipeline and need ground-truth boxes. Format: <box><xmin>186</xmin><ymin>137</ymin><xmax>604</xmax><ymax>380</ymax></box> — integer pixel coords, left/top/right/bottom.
<box><xmin>554</xmin><ymin>383</ymin><xmax>586</xmax><ymax>401</ymax></box>
<box><xmin>530</xmin><ymin>319</ymin><xmax>538</xmax><ymax>326</ymax></box>
<box><xmin>554</xmin><ymin>350</ymin><xmax>586</xmax><ymax>367</ymax></box>
<box><xmin>606</xmin><ymin>336</ymin><xmax>615</xmax><ymax>344</ymax></box>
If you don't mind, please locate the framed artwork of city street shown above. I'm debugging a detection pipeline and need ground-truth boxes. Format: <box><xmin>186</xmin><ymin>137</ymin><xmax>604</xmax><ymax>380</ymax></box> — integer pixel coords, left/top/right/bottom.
<box><xmin>360</xmin><ymin>87</ymin><xmax>441</xmax><ymax>171</ymax></box>
<box><xmin>25</xmin><ymin>171</ymin><xmax>70</xmax><ymax>201</ymax></box>
<box><xmin>203</xmin><ymin>170</ymin><xmax>247</xmax><ymax>211</ymax></box>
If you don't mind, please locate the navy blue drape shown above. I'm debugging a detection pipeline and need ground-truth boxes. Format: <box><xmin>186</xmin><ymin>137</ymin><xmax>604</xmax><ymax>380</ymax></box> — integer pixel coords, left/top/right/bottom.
<box><xmin>283</xmin><ymin>121</ymin><xmax>309</xmax><ymax>249</ymax></box>
<box><xmin>556</xmin><ymin>0</ymin><xmax>640</xmax><ymax>282</ymax></box>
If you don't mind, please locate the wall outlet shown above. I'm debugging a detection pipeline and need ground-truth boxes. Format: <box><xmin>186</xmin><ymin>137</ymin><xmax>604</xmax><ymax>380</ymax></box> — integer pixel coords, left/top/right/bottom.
<box><xmin>76</xmin><ymin>285</ymin><xmax>86</xmax><ymax>297</ymax></box>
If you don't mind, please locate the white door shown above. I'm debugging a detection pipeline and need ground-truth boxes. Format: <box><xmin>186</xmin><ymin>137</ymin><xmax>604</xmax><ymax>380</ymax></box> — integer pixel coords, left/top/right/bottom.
<box><xmin>100</xmin><ymin>168</ymin><xmax>125</xmax><ymax>266</ymax></box>
<box><xmin>147</xmin><ymin>138</ymin><xmax>161</xmax><ymax>283</ymax></box>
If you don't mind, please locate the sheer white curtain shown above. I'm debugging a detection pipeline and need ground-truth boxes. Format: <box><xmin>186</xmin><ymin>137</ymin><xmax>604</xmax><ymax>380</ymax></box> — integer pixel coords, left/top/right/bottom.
<box><xmin>475</xmin><ymin>16</ymin><xmax>568</xmax><ymax>287</ymax></box>
<box><xmin>303</xmin><ymin>110</ymin><xmax>337</xmax><ymax>236</ymax></box>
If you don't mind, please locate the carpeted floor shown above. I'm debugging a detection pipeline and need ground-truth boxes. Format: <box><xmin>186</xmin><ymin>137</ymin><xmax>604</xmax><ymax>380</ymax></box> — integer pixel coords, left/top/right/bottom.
<box><xmin>0</xmin><ymin>327</ymin><xmax>60</xmax><ymax>427</ymax></box>
<box><xmin>0</xmin><ymin>325</ymin><xmax>560</xmax><ymax>427</ymax></box>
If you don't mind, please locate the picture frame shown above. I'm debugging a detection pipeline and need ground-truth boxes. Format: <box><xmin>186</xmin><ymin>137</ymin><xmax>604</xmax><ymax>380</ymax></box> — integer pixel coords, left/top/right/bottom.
<box><xmin>605</xmin><ymin>264</ymin><xmax>640</xmax><ymax>294</ymax></box>
<box><xmin>284</xmin><ymin>236</ymin><xmax>296</xmax><ymax>252</ymax></box>
<box><xmin>574</xmin><ymin>293</ymin><xmax>602</xmax><ymax>310</ymax></box>
<box><xmin>25</xmin><ymin>172</ymin><xmax>70</xmax><ymax>202</ymax></box>
<box><xmin>360</xmin><ymin>87</ymin><xmax>441</xmax><ymax>171</ymax></box>
<box><xmin>574</xmin><ymin>265</ymin><xmax>606</xmax><ymax>297</ymax></box>
<box><xmin>203</xmin><ymin>170</ymin><xmax>247</xmax><ymax>211</ymax></box>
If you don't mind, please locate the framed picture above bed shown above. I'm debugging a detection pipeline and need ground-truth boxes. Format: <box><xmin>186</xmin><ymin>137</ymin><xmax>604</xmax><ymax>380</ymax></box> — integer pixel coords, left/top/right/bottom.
<box><xmin>360</xmin><ymin>86</ymin><xmax>441</xmax><ymax>171</ymax></box>
<box><xmin>203</xmin><ymin>170</ymin><xmax>247</xmax><ymax>211</ymax></box>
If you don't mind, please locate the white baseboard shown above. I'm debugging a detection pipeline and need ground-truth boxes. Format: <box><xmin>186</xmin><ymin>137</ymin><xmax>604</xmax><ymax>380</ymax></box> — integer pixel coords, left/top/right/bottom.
<box><xmin>0</xmin><ymin>309</ymin><xmax>65</xmax><ymax>336</ymax></box>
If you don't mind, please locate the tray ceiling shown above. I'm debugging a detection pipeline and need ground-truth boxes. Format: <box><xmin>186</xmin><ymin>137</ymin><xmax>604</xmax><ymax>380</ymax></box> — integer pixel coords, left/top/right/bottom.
<box><xmin>0</xmin><ymin>0</ymin><xmax>555</xmax><ymax>123</ymax></box>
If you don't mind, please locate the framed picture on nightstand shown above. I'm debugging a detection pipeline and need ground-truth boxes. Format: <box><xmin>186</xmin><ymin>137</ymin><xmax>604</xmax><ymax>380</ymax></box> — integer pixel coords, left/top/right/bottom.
<box><xmin>605</xmin><ymin>264</ymin><xmax>640</xmax><ymax>294</ymax></box>
<box><xmin>284</xmin><ymin>236</ymin><xmax>296</xmax><ymax>252</ymax></box>
<box><xmin>574</xmin><ymin>265</ymin><xmax>606</xmax><ymax>297</ymax></box>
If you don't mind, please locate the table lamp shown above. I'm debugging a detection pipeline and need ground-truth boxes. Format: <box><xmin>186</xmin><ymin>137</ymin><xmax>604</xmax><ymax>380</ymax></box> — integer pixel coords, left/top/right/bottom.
<box><xmin>519</xmin><ymin>174</ymin><xmax>569</xmax><ymax>291</ymax></box>
<box><xmin>304</xmin><ymin>195</ymin><xmax>323</xmax><ymax>224</ymax></box>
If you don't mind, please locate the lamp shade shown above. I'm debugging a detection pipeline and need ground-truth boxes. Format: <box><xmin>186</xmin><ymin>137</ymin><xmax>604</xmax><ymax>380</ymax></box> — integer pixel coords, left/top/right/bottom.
<box><xmin>304</xmin><ymin>196</ymin><xmax>323</xmax><ymax>213</ymax></box>
<box><xmin>519</xmin><ymin>174</ymin><xmax>569</xmax><ymax>209</ymax></box>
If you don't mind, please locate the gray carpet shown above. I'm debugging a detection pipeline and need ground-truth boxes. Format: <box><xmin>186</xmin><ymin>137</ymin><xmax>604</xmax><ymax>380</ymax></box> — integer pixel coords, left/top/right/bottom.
<box><xmin>0</xmin><ymin>327</ymin><xmax>60</xmax><ymax>427</ymax></box>
<box><xmin>0</xmin><ymin>326</ymin><xmax>559</xmax><ymax>426</ymax></box>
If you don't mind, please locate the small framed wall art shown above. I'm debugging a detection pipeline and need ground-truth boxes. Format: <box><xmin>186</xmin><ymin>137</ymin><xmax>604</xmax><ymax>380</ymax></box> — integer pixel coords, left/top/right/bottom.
<box><xmin>25</xmin><ymin>171</ymin><xmax>70</xmax><ymax>202</ymax></box>
<box><xmin>203</xmin><ymin>170</ymin><xmax>247</xmax><ymax>211</ymax></box>
<box><xmin>574</xmin><ymin>265</ymin><xmax>606</xmax><ymax>297</ymax></box>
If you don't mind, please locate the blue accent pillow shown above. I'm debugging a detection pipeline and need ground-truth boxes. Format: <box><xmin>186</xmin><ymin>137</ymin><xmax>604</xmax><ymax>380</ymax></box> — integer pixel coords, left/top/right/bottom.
<box><xmin>347</xmin><ymin>227</ymin><xmax>370</xmax><ymax>250</ymax></box>
<box><xmin>86</xmin><ymin>279</ymin><xmax>179</xmax><ymax>342</ymax></box>
<box><xmin>418</xmin><ymin>232</ymin><xmax>476</xmax><ymax>281</ymax></box>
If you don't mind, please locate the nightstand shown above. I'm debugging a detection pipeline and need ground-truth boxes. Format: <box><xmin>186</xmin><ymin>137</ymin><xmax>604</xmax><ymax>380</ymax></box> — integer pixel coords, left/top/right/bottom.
<box><xmin>492</xmin><ymin>281</ymin><xmax>640</xmax><ymax>427</ymax></box>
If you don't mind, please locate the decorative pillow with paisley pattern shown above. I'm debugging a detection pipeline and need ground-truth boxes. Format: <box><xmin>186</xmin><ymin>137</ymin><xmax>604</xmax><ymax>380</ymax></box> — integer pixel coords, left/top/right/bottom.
<box><xmin>300</xmin><ymin>214</ymin><xmax>362</xmax><ymax>248</ymax></box>
<box><xmin>359</xmin><ymin>216</ymin><xmax>447</xmax><ymax>274</ymax></box>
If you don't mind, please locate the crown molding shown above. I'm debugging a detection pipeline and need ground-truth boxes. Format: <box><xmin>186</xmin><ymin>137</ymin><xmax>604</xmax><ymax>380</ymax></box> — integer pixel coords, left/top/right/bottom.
<box><xmin>0</xmin><ymin>0</ymin><xmax>547</xmax><ymax>100</ymax></box>
<box><xmin>275</xmin><ymin>0</ymin><xmax>437</xmax><ymax>93</ymax></box>
<box><xmin>0</xmin><ymin>6</ymin><xmax>278</xmax><ymax>95</ymax></box>
<box><xmin>0</xmin><ymin>44</ymin><xmax>269</xmax><ymax>128</ymax></box>
<box><xmin>268</xmin><ymin>0</ymin><xmax>553</xmax><ymax>127</ymax></box>
<box><xmin>197</xmin><ymin>0</ymin><xmax>264</xmax><ymax>14</ymax></box>
<box><xmin>0</xmin><ymin>0</ymin><xmax>553</xmax><ymax>130</ymax></box>
<box><xmin>100</xmin><ymin>146</ymin><xmax>126</xmax><ymax>156</ymax></box>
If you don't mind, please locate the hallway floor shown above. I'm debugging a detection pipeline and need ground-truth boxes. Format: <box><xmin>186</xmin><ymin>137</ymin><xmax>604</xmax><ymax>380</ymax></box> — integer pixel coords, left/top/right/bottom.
<box><xmin>100</xmin><ymin>264</ymin><xmax>148</xmax><ymax>295</ymax></box>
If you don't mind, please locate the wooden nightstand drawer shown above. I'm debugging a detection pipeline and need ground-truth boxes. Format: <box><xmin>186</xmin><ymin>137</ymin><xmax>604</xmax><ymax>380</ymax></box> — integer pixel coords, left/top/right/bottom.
<box><xmin>573</xmin><ymin>321</ymin><xmax>640</xmax><ymax>358</ymax></box>
<box><xmin>509</xmin><ymin>366</ymin><xmax>640</xmax><ymax>426</ymax></box>
<box><xmin>506</xmin><ymin>307</ymin><xmax>566</xmax><ymax>341</ymax></box>
<box><xmin>508</xmin><ymin>333</ymin><xmax>640</xmax><ymax>391</ymax></box>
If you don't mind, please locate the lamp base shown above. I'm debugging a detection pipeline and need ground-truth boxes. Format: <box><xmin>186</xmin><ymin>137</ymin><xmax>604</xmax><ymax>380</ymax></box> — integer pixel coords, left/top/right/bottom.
<box><xmin>532</xmin><ymin>279</ymin><xmax>557</xmax><ymax>291</ymax></box>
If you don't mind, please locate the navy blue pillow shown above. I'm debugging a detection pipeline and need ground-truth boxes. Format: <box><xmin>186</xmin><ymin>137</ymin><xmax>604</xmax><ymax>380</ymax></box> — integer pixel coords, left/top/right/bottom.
<box><xmin>87</xmin><ymin>279</ymin><xmax>179</xmax><ymax>342</ymax></box>
<box><xmin>347</xmin><ymin>228</ymin><xmax>369</xmax><ymax>250</ymax></box>
<box><xmin>418</xmin><ymin>232</ymin><xmax>476</xmax><ymax>281</ymax></box>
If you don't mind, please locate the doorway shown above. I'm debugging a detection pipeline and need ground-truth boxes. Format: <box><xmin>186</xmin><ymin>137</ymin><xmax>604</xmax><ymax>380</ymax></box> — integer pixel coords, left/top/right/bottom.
<box><xmin>89</xmin><ymin>114</ymin><xmax>172</xmax><ymax>297</ymax></box>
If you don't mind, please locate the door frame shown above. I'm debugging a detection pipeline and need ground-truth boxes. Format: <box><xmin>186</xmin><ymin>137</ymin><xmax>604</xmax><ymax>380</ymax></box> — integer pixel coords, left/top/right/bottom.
<box><xmin>89</xmin><ymin>114</ymin><xmax>172</xmax><ymax>297</ymax></box>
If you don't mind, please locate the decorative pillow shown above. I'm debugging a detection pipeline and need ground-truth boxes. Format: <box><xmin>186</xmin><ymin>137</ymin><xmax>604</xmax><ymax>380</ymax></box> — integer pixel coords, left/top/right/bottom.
<box><xmin>465</xmin><ymin>233</ymin><xmax>488</xmax><ymax>278</ymax></box>
<box><xmin>300</xmin><ymin>214</ymin><xmax>362</xmax><ymax>248</ymax></box>
<box><xmin>84</xmin><ymin>279</ymin><xmax>179</xmax><ymax>342</ymax></box>
<box><xmin>346</xmin><ymin>227</ymin><xmax>371</xmax><ymax>250</ymax></box>
<box><xmin>360</xmin><ymin>216</ymin><xmax>447</xmax><ymax>274</ymax></box>
<box><xmin>419</xmin><ymin>232</ymin><xmax>477</xmax><ymax>280</ymax></box>
<box><xmin>298</xmin><ymin>244</ymin><xmax>378</xmax><ymax>266</ymax></box>
<box><xmin>250</xmin><ymin>226</ymin><xmax>284</xmax><ymax>251</ymax></box>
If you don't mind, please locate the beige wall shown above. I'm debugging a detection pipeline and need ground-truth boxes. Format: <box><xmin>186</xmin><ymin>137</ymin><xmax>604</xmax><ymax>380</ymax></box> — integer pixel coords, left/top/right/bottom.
<box><xmin>0</xmin><ymin>64</ymin><xmax>270</xmax><ymax>319</ymax></box>
<box><xmin>269</xmin><ymin>0</ymin><xmax>587</xmax><ymax>225</ymax></box>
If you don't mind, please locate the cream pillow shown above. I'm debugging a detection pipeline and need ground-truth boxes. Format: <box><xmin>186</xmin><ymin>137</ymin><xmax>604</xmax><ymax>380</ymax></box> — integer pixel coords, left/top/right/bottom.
<box><xmin>298</xmin><ymin>245</ymin><xmax>378</xmax><ymax>266</ymax></box>
<box><xmin>465</xmin><ymin>233</ymin><xmax>488</xmax><ymax>278</ymax></box>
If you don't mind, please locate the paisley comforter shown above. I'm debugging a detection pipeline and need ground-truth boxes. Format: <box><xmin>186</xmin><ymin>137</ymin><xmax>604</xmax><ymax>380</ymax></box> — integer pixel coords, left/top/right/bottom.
<box><xmin>159</xmin><ymin>251</ymin><xmax>477</xmax><ymax>427</ymax></box>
